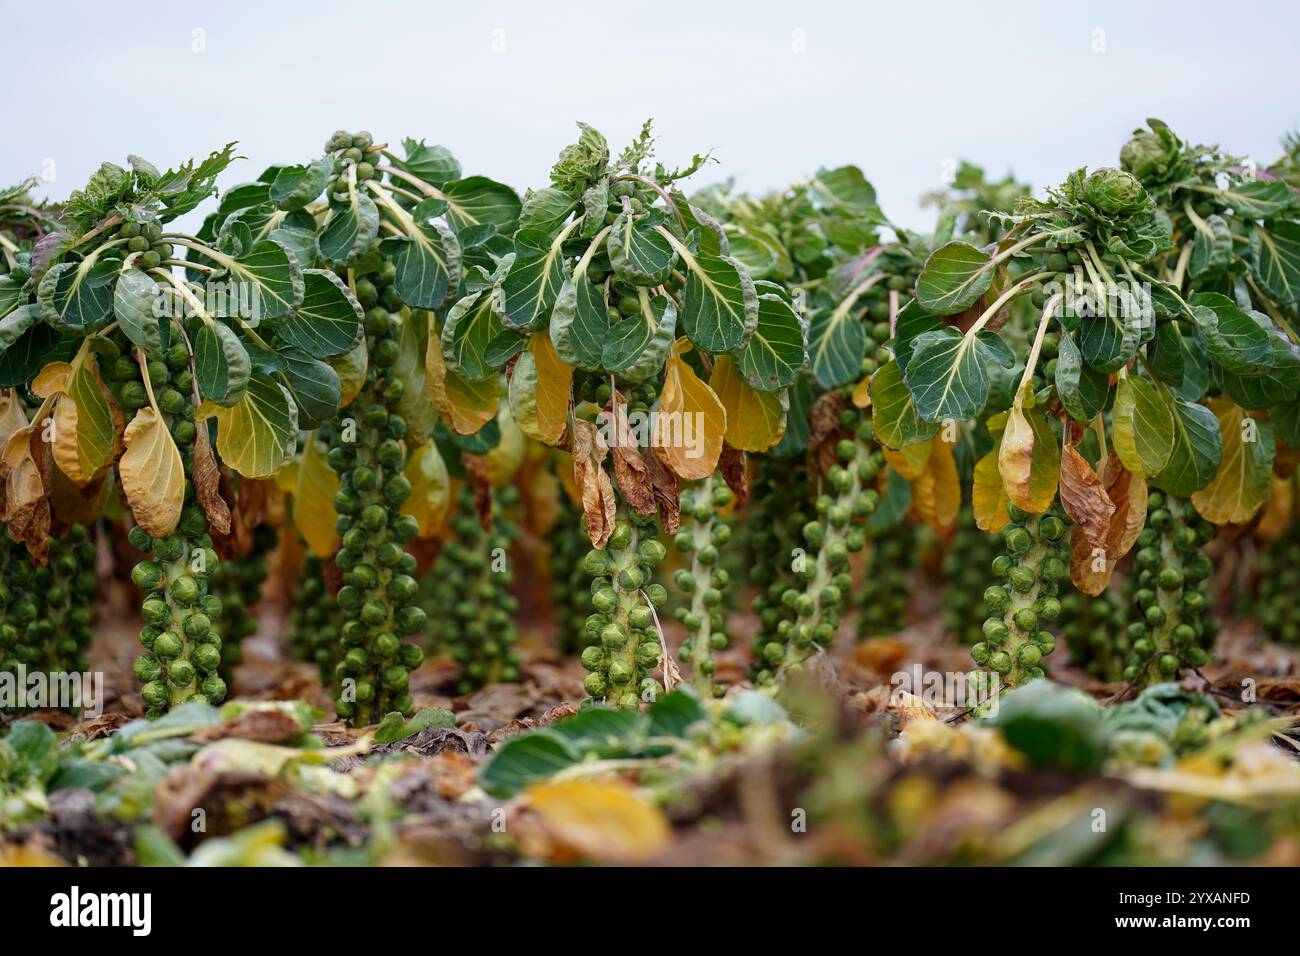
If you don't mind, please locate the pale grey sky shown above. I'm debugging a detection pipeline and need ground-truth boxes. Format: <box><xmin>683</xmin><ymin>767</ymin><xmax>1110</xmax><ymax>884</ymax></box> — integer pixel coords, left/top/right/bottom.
<box><xmin>3</xmin><ymin>0</ymin><xmax>1298</xmax><ymax>231</ymax></box>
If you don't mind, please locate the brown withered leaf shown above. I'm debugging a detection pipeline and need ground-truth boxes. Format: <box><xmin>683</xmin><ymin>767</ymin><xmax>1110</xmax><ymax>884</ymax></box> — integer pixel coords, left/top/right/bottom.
<box><xmin>2</xmin><ymin>425</ymin><xmax>52</xmax><ymax>564</ymax></box>
<box><xmin>809</xmin><ymin>390</ymin><xmax>847</xmax><ymax>464</ymax></box>
<box><xmin>191</xmin><ymin>710</ymin><xmax>305</xmax><ymax>744</ymax></box>
<box><xmin>1070</xmin><ymin>452</ymin><xmax>1147</xmax><ymax>595</ymax></box>
<box><xmin>1101</xmin><ymin>453</ymin><xmax>1148</xmax><ymax>559</ymax></box>
<box><xmin>572</xmin><ymin>419</ymin><xmax>616</xmax><ymax>548</ymax></box>
<box><xmin>645</xmin><ymin>446</ymin><xmax>680</xmax><ymax>534</ymax></box>
<box><xmin>719</xmin><ymin>443</ymin><xmax>748</xmax><ymax>507</ymax></box>
<box><xmin>461</xmin><ymin>455</ymin><xmax>495</xmax><ymax>531</ymax></box>
<box><xmin>1059</xmin><ymin>442</ymin><xmax>1114</xmax><ymax>549</ymax></box>
<box><xmin>609</xmin><ymin>396</ymin><xmax>654</xmax><ymax>514</ymax></box>
<box><xmin>192</xmin><ymin>423</ymin><xmax>232</xmax><ymax>537</ymax></box>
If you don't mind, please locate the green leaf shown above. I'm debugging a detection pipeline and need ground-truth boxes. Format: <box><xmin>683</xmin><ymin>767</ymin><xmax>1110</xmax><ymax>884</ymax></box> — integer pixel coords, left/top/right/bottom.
<box><xmin>1272</xmin><ymin>401</ymin><xmax>1300</xmax><ymax>447</ymax></box>
<box><xmin>1212</xmin><ymin>327</ymin><xmax>1300</xmax><ymax>408</ymax></box>
<box><xmin>221</xmin><ymin>240</ymin><xmax>304</xmax><ymax>321</ymax></box>
<box><xmin>1078</xmin><ymin>308</ymin><xmax>1139</xmax><ymax>374</ymax></box>
<box><xmin>382</xmin><ymin>219</ymin><xmax>461</xmax><ymax>310</ymax></box>
<box><xmin>809</xmin><ymin>165</ymin><xmax>877</xmax><ymax>214</ymax></box>
<box><xmin>986</xmin><ymin>680</ymin><xmax>1106</xmax><ymax>772</ymax></box>
<box><xmin>479</xmin><ymin>730</ymin><xmax>576</xmax><ymax>798</ymax></box>
<box><xmin>1146</xmin><ymin>320</ymin><xmax>1185</xmax><ymax>387</ymax></box>
<box><xmin>318</xmin><ymin>189</ymin><xmax>379</xmax><ymax>264</ymax></box>
<box><xmin>659</xmin><ymin>227</ymin><xmax>757</xmax><ymax>353</ymax></box>
<box><xmin>904</xmin><ymin>327</ymin><xmax>995</xmax><ymax>423</ymax></box>
<box><xmin>1112</xmin><ymin>375</ymin><xmax>1174</xmax><ymax>477</ymax></box>
<box><xmin>808</xmin><ymin>282</ymin><xmax>870</xmax><ymax>389</ymax></box>
<box><xmin>870</xmin><ymin>359</ymin><xmax>940</xmax><ymax>449</ymax></box>
<box><xmin>268</xmin><ymin>224</ymin><xmax>318</xmax><ymax>272</ymax></box>
<box><xmin>1215</xmin><ymin>179</ymin><xmax>1295</xmax><ymax>219</ymax></box>
<box><xmin>915</xmin><ymin>241</ymin><xmax>994</xmax><ymax>315</ymax></box>
<box><xmin>440</xmin><ymin>176</ymin><xmax>521</xmax><ymax>236</ymax></box>
<box><xmin>892</xmin><ymin>299</ymin><xmax>943</xmax><ymax>376</ymax></box>
<box><xmin>549</xmin><ymin>267</ymin><xmax>608</xmax><ymax>372</ymax></box>
<box><xmin>517</xmin><ymin>187</ymin><xmax>576</xmax><ymax>233</ymax></box>
<box><xmin>275</xmin><ymin>349</ymin><xmax>340</xmax><ymax>430</ymax></box>
<box><xmin>192</xmin><ymin>319</ymin><xmax>251</xmax><ymax>406</ymax></box>
<box><xmin>37</xmin><ymin>258</ymin><xmax>117</xmax><ymax>332</ymax></box>
<box><xmin>1054</xmin><ymin>330</ymin><xmax>1111</xmax><ymax>421</ymax></box>
<box><xmin>1188</xmin><ymin>292</ymin><xmax>1272</xmax><ymax>375</ymax></box>
<box><xmin>1152</xmin><ymin>398</ymin><xmax>1223</xmax><ymax>497</ymax></box>
<box><xmin>1189</xmin><ymin>213</ymin><xmax>1232</xmax><ymax>277</ymax></box>
<box><xmin>274</xmin><ymin>269</ymin><xmax>363</xmax><ymax>359</ymax></box>
<box><xmin>113</xmin><ymin>268</ymin><xmax>167</xmax><ymax>356</ymax></box>
<box><xmin>548</xmin><ymin>707</ymin><xmax>644</xmax><ymax>755</ymax></box>
<box><xmin>0</xmin><ymin>276</ymin><xmax>22</xmax><ymax>320</ymax></box>
<box><xmin>392</xmin><ymin>309</ymin><xmax>437</xmax><ymax>446</ymax></box>
<box><xmin>602</xmin><ymin>291</ymin><xmax>675</xmax><ymax>381</ymax></box>
<box><xmin>397</xmin><ymin>139</ymin><xmax>461</xmax><ymax>187</ymax></box>
<box><xmin>645</xmin><ymin>691</ymin><xmax>707</xmax><ymax>739</ymax></box>
<box><xmin>500</xmin><ymin>227</ymin><xmax>571</xmax><ymax>331</ymax></box>
<box><xmin>733</xmin><ymin>293</ymin><xmax>806</xmax><ymax>390</ymax></box>
<box><xmin>608</xmin><ymin>212</ymin><xmax>675</xmax><ymax>287</ymax></box>
<box><xmin>0</xmin><ymin>324</ymin><xmax>76</xmax><ymax>387</ymax></box>
<box><xmin>1249</xmin><ymin>219</ymin><xmax>1300</xmax><ymax>304</ymax></box>
<box><xmin>269</xmin><ymin>157</ymin><xmax>332</xmax><ymax>211</ymax></box>
<box><xmin>0</xmin><ymin>303</ymin><xmax>41</xmax><ymax>351</ymax></box>
<box><xmin>442</xmin><ymin>288</ymin><xmax>515</xmax><ymax>380</ymax></box>
<box><xmin>771</xmin><ymin>372</ymin><xmax>815</xmax><ymax>457</ymax></box>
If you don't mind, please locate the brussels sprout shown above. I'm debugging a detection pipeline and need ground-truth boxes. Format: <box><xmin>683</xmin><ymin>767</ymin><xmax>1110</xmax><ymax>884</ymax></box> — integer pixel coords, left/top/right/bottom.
<box><xmin>426</xmin><ymin>485</ymin><xmax>522</xmax><ymax>695</ymax></box>
<box><xmin>1116</xmin><ymin>494</ymin><xmax>1216</xmax><ymax>687</ymax></box>
<box><xmin>971</xmin><ymin>505</ymin><xmax>1071</xmax><ymax>688</ymax></box>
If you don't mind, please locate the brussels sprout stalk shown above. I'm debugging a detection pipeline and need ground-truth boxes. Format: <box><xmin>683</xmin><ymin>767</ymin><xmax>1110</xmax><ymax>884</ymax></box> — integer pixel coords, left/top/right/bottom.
<box><xmin>1123</xmin><ymin>492</ymin><xmax>1214</xmax><ymax>685</ymax></box>
<box><xmin>123</xmin><ymin>349</ymin><xmax>228</xmax><ymax>717</ymax></box>
<box><xmin>579</xmin><ymin>512</ymin><xmax>668</xmax><ymax>709</ymax></box>
<box><xmin>755</xmin><ymin>414</ymin><xmax>882</xmax><ymax>685</ymax></box>
<box><xmin>428</xmin><ymin>485</ymin><xmax>521</xmax><ymax>693</ymax></box>
<box><xmin>672</xmin><ymin>476</ymin><xmax>733</xmax><ymax>696</ymax></box>
<box><xmin>970</xmin><ymin>505</ymin><xmax>1070</xmax><ymax>692</ymax></box>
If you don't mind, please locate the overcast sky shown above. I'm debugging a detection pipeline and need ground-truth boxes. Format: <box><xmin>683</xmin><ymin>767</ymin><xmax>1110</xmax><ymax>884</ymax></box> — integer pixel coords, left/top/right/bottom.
<box><xmin>3</xmin><ymin>0</ymin><xmax>1298</xmax><ymax>231</ymax></box>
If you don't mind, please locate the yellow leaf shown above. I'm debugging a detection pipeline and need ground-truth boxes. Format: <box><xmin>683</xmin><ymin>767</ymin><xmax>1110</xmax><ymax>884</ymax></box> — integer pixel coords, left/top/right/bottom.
<box><xmin>509</xmin><ymin>332</ymin><xmax>571</xmax><ymax>446</ymax></box>
<box><xmin>973</xmin><ymin>448</ymin><xmax>1011</xmax><ymax>532</ymax></box>
<box><xmin>652</xmin><ymin>338</ymin><xmax>724</xmax><ymax>481</ymax></box>
<box><xmin>119</xmin><ymin>407</ymin><xmax>184</xmax><ymax>536</ymax></box>
<box><xmin>401</xmin><ymin>439</ymin><xmax>450</xmax><ymax>538</ymax></box>
<box><xmin>49</xmin><ymin>348</ymin><xmax>119</xmax><ymax>486</ymax></box>
<box><xmin>998</xmin><ymin>402</ymin><xmax>1034</xmax><ymax>507</ymax></box>
<box><xmin>882</xmin><ymin>439</ymin><xmax>932</xmax><ymax>480</ymax></box>
<box><xmin>1191</xmin><ymin>397</ymin><xmax>1274</xmax><ymax>525</ymax></box>
<box><xmin>330</xmin><ymin>341</ymin><xmax>368</xmax><ymax>408</ymax></box>
<box><xmin>708</xmin><ymin>354</ymin><xmax>786</xmax><ymax>452</ymax></box>
<box><xmin>293</xmin><ymin>433</ymin><xmax>341</xmax><ymax>557</ymax></box>
<box><xmin>999</xmin><ymin>400</ymin><xmax>1058</xmax><ymax>514</ymax></box>
<box><xmin>482</xmin><ymin>407</ymin><xmax>525</xmax><ymax>487</ymax></box>
<box><xmin>0</xmin><ymin>389</ymin><xmax>30</xmax><ymax>449</ymax></box>
<box><xmin>30</xmin><ymin>362</ymin><xmax>71</xmax><ymax>397</ymax></box>
<box><xmin>912</xmin><ymin>438</ymin><xmax>960</xmax><ymax>531</ymax></box>
<box><xmin>1256</xmin><ymin>474</ymin><xmax>1295</xmax><ymax>540</ymax></box>
<box><xmin>527</xmin><ymin>780</ymin><xmax>670</xmax><ymax>863</ymax></box>
<box><xmin>851</xmin><ymin>374</ymin><xmax>872</xmax><ymax>409</ymax></box>
<box><xmin>205</xmin><ymin>381</ymin><xmax>297</xmax><ymax>479</ymax></box>
<box><xmin>426</xmin><ymin>323</ymin><xmax>498</xmax><ymax>435</ymax></box>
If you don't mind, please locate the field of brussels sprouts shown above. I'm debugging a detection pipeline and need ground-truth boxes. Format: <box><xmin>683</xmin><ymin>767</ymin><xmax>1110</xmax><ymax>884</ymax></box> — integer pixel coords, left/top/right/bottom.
<box><xmin>2</xmin><ymin>119</ymin><xmax>1300</xmax><ymax>868</ymax></box>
